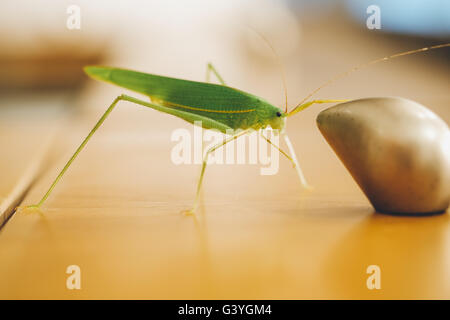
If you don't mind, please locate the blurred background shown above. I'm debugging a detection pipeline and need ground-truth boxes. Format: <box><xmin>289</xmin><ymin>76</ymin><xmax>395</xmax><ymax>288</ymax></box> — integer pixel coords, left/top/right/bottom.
<box><xmin>1</xmin><ymin>0</ymin><xmax>448</xmax><ymax>111</ymax></box>
<box><xmin>0</xmin><ymin>0</ymin><xmax>449</xmax><ymax>299</ymax></box>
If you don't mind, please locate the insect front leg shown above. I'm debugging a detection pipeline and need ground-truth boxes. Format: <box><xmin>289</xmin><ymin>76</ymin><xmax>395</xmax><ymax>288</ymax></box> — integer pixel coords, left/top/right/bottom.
<box><xmin>260</xmin><ymin>131</ymin><xmax>295</xmax><ymax>167</ymax></box>
<box><xmin>185</xmin><ymin>129</ymin><xmax>251</xmax><ymax>216</ymax></box>
<box><xmin>282</xmin><ymin>133</ymin><xmax>313</xmax><ymax>190</ymax></box>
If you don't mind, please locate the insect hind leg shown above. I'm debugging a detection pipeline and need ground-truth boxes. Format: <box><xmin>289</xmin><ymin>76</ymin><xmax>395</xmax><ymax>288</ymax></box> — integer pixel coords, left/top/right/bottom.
<box><xmin>26</xmin><ymin>95</ymin><xmax>126</xmax><ymax>209</ymax></box>
<box><xmin>27</xmin><ymin>94</ymin><xmax>183</xmax><ymax>209</ymax></box>
<box><xmin>205</xmin><ymin>62</ymin><xmax>226</xmax><ymax>85</ymax></box>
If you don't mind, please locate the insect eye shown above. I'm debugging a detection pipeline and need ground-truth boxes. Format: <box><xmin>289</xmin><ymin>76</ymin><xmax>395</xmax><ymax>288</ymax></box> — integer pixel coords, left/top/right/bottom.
<box><xmin>276</xmin><ymin>111</ymin><xmax>282</xmax><ymax>117</ymax></box>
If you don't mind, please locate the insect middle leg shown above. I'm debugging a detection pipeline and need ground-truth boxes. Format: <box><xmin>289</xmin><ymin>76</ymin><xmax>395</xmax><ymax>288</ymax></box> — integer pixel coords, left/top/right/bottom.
<box><xmin>187</xmin><ymin>128</ymin><xmax>252</xmax><ymax>215</ymax></box>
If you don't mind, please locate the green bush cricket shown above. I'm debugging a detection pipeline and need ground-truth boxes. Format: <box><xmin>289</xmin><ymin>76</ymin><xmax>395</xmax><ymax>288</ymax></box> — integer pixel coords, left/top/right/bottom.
<box><xmin>26</xmin><ymin>43</ymin><xmax>449</xmax><ymax>214</ymax></box>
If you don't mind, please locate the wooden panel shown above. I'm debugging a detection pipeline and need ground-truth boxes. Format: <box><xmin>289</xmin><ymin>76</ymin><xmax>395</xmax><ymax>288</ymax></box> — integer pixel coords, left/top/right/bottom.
<box><xmin>0</xmin><ymin>95</ymin><xmax>65</xmax><ymax>228</ymax></box>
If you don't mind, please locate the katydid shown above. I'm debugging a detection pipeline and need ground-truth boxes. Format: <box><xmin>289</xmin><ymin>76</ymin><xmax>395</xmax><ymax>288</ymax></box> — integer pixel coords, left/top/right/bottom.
<box><xmin>26</xmin><ymin>43</ymin><xmax>450</xmax><ymax>214</ymax></box>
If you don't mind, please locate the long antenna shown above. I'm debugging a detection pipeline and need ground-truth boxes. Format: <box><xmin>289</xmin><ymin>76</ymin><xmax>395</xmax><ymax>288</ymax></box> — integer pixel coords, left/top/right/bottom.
<box><xmin>289</xmin><ymin>43</ymin><xmax>450</xmax><ymax>115</ymax></box>
<box><xmin>247</xmin><ymin>26</ymin><xmax>289</xmax><ymax>113</ymax></box>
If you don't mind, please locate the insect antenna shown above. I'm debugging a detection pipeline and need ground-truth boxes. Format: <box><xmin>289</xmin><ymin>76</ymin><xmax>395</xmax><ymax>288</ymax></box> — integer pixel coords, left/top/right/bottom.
<box><xmin>247</xmin><ymin>26</ymin><xmax>289</xmax><ymax>113</ymax></box>
<box><xmin>288</xmin><ymin>42</ymin><xmax>450</xmax><ymax>116</ymax></box>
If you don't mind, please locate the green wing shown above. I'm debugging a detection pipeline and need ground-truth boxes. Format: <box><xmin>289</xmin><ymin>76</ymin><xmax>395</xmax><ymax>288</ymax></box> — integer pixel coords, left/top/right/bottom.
<box><xmin>84</xmin><ymin>66</ymin><xmax>271</xmax><ymax>130</ymax></box>
<box><xmin>121</xmin><ymin>95</ymin><xmax>233</xmax><ymax>133</ymax></box>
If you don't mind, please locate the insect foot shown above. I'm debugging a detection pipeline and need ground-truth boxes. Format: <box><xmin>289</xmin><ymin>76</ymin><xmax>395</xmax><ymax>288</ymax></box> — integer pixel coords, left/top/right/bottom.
<box><xmin>15</xmin><ymin>204</ymin><xmax>43</xmax><ymax>214</ymax></box>
<box><xmin>181</xmin><ymin>208</ymin><xmax>196</xmax><ymax>217</ymax></box>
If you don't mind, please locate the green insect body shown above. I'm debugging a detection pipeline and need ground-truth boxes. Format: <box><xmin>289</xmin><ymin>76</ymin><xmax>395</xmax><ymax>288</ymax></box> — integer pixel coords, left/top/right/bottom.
<box><xmin>86</xmin><ymin>66</ymin><xmax>285</xmax><ymax>133</ymax></box>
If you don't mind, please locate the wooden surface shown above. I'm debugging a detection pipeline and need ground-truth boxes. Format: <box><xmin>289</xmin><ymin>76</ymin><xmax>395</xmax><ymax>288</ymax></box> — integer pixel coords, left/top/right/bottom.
<box><xmin>0</xmin><ymin>17</ymin><xmax>449</xmax><ymax>299</ymax></box>
<box><xmin>0</xmin><ymin>94</ymin><xmax>66</xmax><ymax>227</ymax></box>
